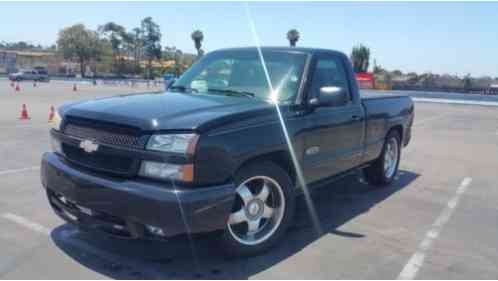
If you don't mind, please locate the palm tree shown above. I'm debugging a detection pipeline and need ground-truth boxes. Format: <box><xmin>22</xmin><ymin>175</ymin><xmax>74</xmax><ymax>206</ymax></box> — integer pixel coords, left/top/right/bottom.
<box><xmin>130</xmin><ymin>27</ymin><xmax>144</xmax><ymax>74</ymax></box>
<box><xmin>191</xmin><ymin>30</ymin><xmax>204</xmax><ymax>57</ymax></box>
<box><xmin>350</xmin><ymin>44</ymin><xmax>370</xmax><ymax>73</ymax></box>
<box><xmin>287</xmin><ymin>29</ymin><xmax>300</xmax><ymax>47</ymax></box>
<box><xmin>98</xmin><ymin>22</ymin><xmax>126</xmax><ymax>74</ymax></box>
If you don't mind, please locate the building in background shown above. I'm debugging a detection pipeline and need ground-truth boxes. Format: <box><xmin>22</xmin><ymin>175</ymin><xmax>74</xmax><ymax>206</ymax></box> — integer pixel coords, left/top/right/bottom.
<box><xmin>0</xmin><ymin>49</ymin><xmax>61</xmax><ymax>74</ymax></box>
<box><xmin>0</xmin><ymin>50</ymin><xmax>18</xmax><ymax>73</ymax></box>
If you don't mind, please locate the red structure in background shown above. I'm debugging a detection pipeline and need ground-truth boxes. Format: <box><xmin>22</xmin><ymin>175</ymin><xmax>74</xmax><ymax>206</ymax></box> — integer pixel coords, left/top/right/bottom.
<box><xmin>356</xmin><ymin>72</ymin><xmax>375</xmax><ymax>89</ymax></box>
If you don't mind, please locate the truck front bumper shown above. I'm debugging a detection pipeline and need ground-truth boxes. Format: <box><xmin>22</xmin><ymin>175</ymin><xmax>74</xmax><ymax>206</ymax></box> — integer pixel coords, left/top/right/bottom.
<box><xmin>41</xmin><ymin>152</ymin><xmax>235</xmax><ymax>239</ymax></box>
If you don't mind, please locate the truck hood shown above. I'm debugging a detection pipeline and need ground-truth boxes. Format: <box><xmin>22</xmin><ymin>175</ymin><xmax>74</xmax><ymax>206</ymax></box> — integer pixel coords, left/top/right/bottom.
<box><xmin>62</xmin><ymin>91</ymin><xmax>274</xmax><ymax>132</ymax></box>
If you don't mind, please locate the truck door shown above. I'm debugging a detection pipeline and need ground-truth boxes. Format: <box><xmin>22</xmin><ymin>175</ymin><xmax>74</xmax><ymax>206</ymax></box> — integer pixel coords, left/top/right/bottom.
<box><xmin>302</xmin><ymin>53</ymin><xmax>365</xmax><ymax>184</ymax></box>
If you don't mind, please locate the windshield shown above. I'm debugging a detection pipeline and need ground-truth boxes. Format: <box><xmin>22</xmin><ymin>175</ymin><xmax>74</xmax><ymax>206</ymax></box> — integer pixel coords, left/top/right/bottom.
<box><xmin>171</xmin><ymin>49</ymin><xmax>308</xmax><ymax>102</ymax></box>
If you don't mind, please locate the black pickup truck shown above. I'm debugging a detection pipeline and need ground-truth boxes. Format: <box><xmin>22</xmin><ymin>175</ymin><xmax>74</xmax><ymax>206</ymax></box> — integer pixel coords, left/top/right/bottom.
<box><xmin>41</xmin><ymin>47</ymin><xmax>414</xmax><ymax>256</ymax></box>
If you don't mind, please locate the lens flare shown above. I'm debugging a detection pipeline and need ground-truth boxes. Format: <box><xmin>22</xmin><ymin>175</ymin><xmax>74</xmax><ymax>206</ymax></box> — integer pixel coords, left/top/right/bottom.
<box><xmin>244</xmin><ymin>3</ymin><xmax>323</xmax><ymax>236</ymax></box>
<box><xmin>171</xmin><ymin>180</ymin><xmax>202</xmax><ymax>275</ymax></box>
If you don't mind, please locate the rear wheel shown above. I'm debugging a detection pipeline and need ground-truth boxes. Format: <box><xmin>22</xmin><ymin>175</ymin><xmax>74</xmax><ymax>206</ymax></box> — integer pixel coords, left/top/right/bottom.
<box><xmin>220</xmin><ymin>161</ymin><xmax>295</xmax><ymax>256</ymax></box>
<box><xmin>363</xmin><ymin>130</ymin><xmax>401</xmax><ymax>186</ymax></box>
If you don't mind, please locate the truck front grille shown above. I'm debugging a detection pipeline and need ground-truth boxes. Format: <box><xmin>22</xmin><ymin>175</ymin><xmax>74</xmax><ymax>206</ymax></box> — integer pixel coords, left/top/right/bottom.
<box><xmin>62</xmin><ymin>144</ymin><xmax>136</xmax><ymax>175</ymax></box>
<box><xmin>64</xmin><ymin>123</ymin><xmax>148</xmax><ymax>149</ymax></box>
<box><xmin>59</xmin><ymin>117</ymin><xmax>147</xmax><ymax>176</ymax></box>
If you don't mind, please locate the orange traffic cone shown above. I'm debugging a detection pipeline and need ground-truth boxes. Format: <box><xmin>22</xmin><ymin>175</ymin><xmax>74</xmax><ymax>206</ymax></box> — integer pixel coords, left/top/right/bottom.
<box><xmin>73</xmin><ymin>83</ymin><xmax>77</xmax><ymax>91</ymax></box>
<box><xmin>15</xmin><ymin>83</ymin><xmax>20</xmax><ymax>92</ymax></box>
<box><xmin>48</xmin><ymin>106</ymin><xmax>55</xmax><ymax>123</ymax></box>
<box><xmin>19</xmin><ymin>104</ymin><xmax>30</xmax><ymax>120</ymax></box>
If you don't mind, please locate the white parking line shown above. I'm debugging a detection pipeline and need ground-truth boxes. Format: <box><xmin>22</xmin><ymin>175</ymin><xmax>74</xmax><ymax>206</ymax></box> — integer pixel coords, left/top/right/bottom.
<box><xmin>0</xmin><ymin>213</ymin><xmax>144</xmax><ymax>277</ymax></box>
<box><xmin>413</xmin><ymin>97</ymin><xmax>498</xmax><ymax>107</ymax></box>
<box><xmin>1</xmin><ymin>213</ymin><xmax>51</xmax><ymax>235</ymax></box>
<box><xmin>0</xmin><ymin>166</ymin><xmax>40</xmax><ymax>176</ymax></box>
<box><xmin>413</xmin><ymin>114</ymin><xmax>449</xmax><ymax>127</ymax></box>
<box><xmin>0</xmin><ymin>123</ymin><xmax>49</xmax><ymax>129</ymax></box>
<box><xmin>398</xmin><ymin>177</ymin><xmax>472</xmax><ymax>280</ymax></box>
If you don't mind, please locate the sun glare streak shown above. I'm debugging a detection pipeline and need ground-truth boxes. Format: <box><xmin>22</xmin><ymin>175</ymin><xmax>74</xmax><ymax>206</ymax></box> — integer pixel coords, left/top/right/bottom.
<box><xmin>271</xmin><ymin>66</ymin><xmax>295</xmax><ymax>103</ymax></box>
<box><xmin>244</xmin><ymin>3</ymin><xmax>323</xmax><ymax>236</ymax></box>
<box><xmin>171</xmin><ymin>179</ymin><xmax>201</xmax><ymax>275</ymax></box>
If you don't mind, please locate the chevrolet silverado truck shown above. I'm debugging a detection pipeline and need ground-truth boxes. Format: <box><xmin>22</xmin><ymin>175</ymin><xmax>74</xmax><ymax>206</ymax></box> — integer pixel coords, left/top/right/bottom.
<box><xmin>41</xmin><ymin>47</ymin><xmax>414</xmax><ymax>256</ymax></box>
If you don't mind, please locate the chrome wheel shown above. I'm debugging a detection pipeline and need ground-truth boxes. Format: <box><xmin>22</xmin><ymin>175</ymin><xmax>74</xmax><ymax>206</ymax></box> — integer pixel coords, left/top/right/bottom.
<box><xmin>227</xmin><ymin>176</ymin><xmax>285</xmax><ymax>246</ymax></box>
<box><xmin>383</xmin><ymin>137</ymin><xmax>399</xmax><ymax>179</ymax></box>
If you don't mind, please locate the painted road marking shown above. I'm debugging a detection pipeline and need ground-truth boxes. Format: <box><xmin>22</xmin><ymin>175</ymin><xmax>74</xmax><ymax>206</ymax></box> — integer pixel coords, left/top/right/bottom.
<box><xmin>0</xmin><ymin>166</ymin><xmax>40</xmax><ymax>176</ymax></box>
<box><xmin>398</xmin><ymin>177</ymin><xmax>472</xmax><ymax>280</ymax></box>
<box><xmin>413</xmin><ymin>114</ymin><xmax>449</xmax><ymax>128</ymax></box>
<box><xmin>13</xmin><ymin>123</ymin><xmax>49</xmax><ymax>129</ymax></box>
<box><xmin>0</xmin><ymin>213</ymin><xmax>146</xmax><ymax>278</ymax></box>
<box><xmin>1</xmin><ymin>213</ymin><xmax>51</xmax><ymax>235</ymax></box>
<box><xmin>413</xmin><ymin>97</ymin><xmax>498</xmax><ymax>107</ymax></box>
<box><xmin>0</xmin><ymin>123</ymin><xmax>49</xmax><ymax>129</ymax></box>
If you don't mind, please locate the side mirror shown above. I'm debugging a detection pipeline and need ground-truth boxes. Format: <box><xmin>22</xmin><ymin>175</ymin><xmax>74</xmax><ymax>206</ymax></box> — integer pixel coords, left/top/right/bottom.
<box><xmin>309</xmin><ymin>86</ymin><xmax>348</xmax><ymax>107</ymax></box>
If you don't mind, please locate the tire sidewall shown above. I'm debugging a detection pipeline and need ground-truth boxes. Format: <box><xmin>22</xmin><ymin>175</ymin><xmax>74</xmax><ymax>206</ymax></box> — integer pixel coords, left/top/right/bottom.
<box><xmin>382</xmin><ymin>131</ymin><xmax>401</xmax><ymax>184</ymax></box>
<box><xmin>220</xmin><ymin>161</ymin><xmax>296</xmax><ymax>256</ymax></box>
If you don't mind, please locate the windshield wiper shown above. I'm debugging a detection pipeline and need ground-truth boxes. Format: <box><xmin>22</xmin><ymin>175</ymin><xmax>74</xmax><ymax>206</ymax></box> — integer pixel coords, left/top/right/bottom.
<box><xmin>207</xmin><ymin>88</ymin><xmax>256</xmax><ymax>98</ymax></box>
<box><xmin>169</xmin><ymin>85</ymin><xmax>198</xmax><ymax>93</ymax></box>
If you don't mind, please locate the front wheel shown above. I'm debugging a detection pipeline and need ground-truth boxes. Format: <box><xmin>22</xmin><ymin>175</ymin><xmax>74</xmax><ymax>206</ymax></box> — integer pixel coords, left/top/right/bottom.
<box><xmin>219</xmin><ymin>161</ymin><xmax>295</xmax><ymax>257</ymax></box>
<box><xmin>363</xmin><ymin>130</ymin><xmax>401</xmax><ymax>186</ymax></box>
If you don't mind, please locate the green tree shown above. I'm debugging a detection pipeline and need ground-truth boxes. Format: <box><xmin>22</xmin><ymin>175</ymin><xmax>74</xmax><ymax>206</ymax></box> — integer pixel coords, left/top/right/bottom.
<box><xmin>463</xmin><ymin>74</ymin><xmax>473</xmax><ymax>91</ymax></box>
<box><xmin>174</xmin><ymin>49</ymin><xmax>183</xmax><ymax>77</ymax></box>
<box><xmin>141</xmin><ymin>17</ymin><xmax>162</xmax><ymax>79</ymax></box>
<box><xmin>420</xmin><ymin>73</ymin><xmax>436</xmax><ymax>89</ymax></box>
<box><xmin>350</xmin><ymin>44</ymin><xmax>370</xmax><ymax>73</ymax></box>
<box><xmin>57</xmin><ymin>24</ymin><xmax>104</xmax><ymax>77</ymax></box>
<box><xmin>98</xmin><ymin>22</ymin><xmax>128</xmax><ymax>74</ymax></box>
<box><xmin>130</xmin><ymin>27</ymin><xmax>144</xmax><ymax>73</ymax></box>
<box><xmin>286</xmin><ymin>29</ymin><xmax>300</xmax><ymax>47</ymax></box>
<box><xmin>373</xmin><ymin>64</ymin><xmax>385</xmax><ymax>75</ymax></box>
<box><xmin>191</xmin><ymin>30</ymin><xmax>204</xmax><ymax>58</ymax></box>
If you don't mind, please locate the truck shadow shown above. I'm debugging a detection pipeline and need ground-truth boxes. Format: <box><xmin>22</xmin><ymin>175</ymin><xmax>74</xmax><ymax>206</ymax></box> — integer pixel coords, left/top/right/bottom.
<box><xmin>50</xmin><ymin>170</ymin><xmax>418</xmax><ymax>279</ymax></box>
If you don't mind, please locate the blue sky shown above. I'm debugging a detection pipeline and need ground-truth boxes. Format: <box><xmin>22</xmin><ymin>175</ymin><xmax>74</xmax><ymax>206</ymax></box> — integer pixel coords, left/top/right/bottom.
<box><xmin>1</xmin><ymin>1</ymin><xmax>497</xmax><ymax>77</ymax></box>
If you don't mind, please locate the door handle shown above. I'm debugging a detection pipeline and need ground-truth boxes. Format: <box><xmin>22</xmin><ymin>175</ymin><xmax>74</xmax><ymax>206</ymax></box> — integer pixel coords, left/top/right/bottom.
<box><xmin>352</xmin><ymin>115</ymin><xmax>361</xmax><ymax>121</ymax></box>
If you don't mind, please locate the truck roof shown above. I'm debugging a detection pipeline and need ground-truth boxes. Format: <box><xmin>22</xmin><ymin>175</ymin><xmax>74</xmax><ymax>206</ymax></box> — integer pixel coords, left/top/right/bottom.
<box><xmin>212</xmin><ymin>46</ymin><xmax>347</xmax><ymax>57</ymax></box>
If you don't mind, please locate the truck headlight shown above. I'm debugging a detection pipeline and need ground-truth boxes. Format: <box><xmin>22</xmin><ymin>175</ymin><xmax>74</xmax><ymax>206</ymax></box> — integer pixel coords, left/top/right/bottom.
<box><xmin>50</xmin><ymin>110</ymin><xmax>62</xmax><ymax>131</ymax></box>
<box><xmin>146</xmin><ymin>133</ymin><xmax>198</xmax><ymax>154</ymax></box>
<box><xmin>142</xmin><ymin>133</ymin><xmax>198</xmax><ymax>182</ymax></box>
<box><xmin>139</xmin><ymin>161</ymin><xmax>193</xmax><ymax>182</ymax></box>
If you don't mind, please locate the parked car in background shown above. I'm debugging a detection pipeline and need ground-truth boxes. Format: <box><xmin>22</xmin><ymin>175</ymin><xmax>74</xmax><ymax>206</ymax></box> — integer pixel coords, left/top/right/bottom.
<box><xmin>9</xmin><ymin>69</ymin><xmax>50</xmax><ymax>82</ymax></box>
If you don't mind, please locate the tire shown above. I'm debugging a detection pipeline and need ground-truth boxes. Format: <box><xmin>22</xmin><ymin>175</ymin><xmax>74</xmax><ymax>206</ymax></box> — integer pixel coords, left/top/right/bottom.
<box><xmin>219</xmin><ymin>161</ymin><xmax>296</xmax><ymax>257</ymax></box>
<box><xmin>363</xmin><ymin>130</ymin><xmax>401</xmax><ymax>187</ymax></box>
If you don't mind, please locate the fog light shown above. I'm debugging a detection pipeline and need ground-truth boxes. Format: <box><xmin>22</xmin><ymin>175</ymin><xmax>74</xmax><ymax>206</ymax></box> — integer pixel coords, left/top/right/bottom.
<box><xmin>146</xmin><ymin>225</ymin><xmax>166</xmax><ymax>237</ymax></box>
<box><xmin>139</xmin><ymin>161</ymin><xmax>193</xmax><ymax>182</ymax></box>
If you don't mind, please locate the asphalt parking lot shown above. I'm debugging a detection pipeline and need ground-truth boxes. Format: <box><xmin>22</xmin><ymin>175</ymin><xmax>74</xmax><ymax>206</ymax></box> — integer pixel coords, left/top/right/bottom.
<box><xmin>0</xmin><ymin>80</ymin><xmax>497</xmax><ymax>279</ymax></box>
